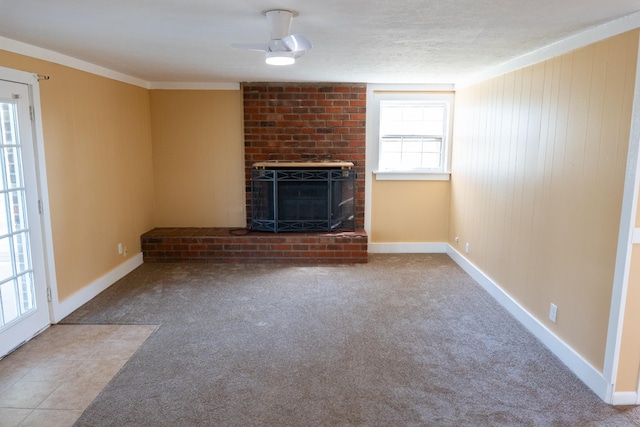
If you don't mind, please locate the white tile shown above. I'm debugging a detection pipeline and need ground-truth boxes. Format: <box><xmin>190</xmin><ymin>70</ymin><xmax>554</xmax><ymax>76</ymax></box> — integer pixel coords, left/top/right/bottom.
<box><xmin>71</xmin><ymin>358</ymin><xmax>127</xmax><ymax>386</ymax></box>
<box><xmin>0</xmin><ymin>407</ymin><xmax>32</xmax><ymax>427</ymax></box>
<box><xmin>0</xmin><ymin>381</ymin><xmax>59</xmax><ymax>409</ymax></box>
<box><xmin>20</xmin><ymin>359</ymin><xmax>80</xmax><ymax>383</ymax></box>
<box><xmin>38</xmin><ymin>380</ymin><xmax>104</xmax><ymax>410</ymax></box>
<box><xmin>19</xmin><ymin>409</ymin><xmax>83</xmax><ymax>427</ymax></box>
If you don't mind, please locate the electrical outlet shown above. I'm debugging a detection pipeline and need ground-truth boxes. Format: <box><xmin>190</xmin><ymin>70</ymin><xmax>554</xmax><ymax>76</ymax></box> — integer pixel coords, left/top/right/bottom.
<box><xmin>118</xmin><ymin>243</ymin><xmax>123</xmax><ymax>255</ymax></box>
<box><xmin>455</xmin><ymin>237</ymin><xmax>459</xmax><ymax>244</ymax></box>
<box><xmin>465</xmin><ymin>242</ymin><xmax>470</xmax><ymax>254</ymax></box>
<box><xmin>549</xmin><ymin>303</ymin><xmax>558</xmax><ymax>323</ymax></box>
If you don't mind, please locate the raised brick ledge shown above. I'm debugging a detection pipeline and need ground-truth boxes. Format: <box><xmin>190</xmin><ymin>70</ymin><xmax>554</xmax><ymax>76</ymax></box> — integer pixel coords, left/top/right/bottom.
<box><xmin>141</xmin><ymin>228</ymin><xmax>368</xmax><ymax>264</ymax></box>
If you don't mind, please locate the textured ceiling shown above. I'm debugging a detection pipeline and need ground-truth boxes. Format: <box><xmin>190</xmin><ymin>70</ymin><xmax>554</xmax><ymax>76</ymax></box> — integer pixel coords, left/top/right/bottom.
<box><xmin>0</xmin><ymin>0</ymin><xmax>639</xmax><ymax>84</ymax></box>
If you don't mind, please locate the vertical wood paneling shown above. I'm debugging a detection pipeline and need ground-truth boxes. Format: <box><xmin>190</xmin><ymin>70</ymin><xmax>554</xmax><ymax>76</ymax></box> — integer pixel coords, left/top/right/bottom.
<box><xmin>450</xmin><ymin>30</ymin><xmax>638</xmax><ymax>370</ymax></box>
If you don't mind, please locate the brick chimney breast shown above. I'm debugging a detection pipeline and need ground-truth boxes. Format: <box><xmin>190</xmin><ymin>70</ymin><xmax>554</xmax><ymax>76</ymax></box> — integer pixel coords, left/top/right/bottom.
<box><xmin>243</xmin><ymin>83</ymin><xmax>366</xmax><ymax>229</ymax></box>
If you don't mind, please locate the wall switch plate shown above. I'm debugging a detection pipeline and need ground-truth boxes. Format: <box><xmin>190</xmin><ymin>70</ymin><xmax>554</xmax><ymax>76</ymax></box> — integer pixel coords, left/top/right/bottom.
<box><xmin>549</xmin><ymin>303</ymin><xmax>558</xmax><ymax>323</ymax></box>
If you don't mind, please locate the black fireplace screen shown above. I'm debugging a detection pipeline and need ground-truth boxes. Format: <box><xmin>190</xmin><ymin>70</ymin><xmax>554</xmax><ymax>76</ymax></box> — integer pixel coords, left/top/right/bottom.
<box><xmin>251</xmin><ymin>168</ymin><xmax>356</xmax><ymax>232</ymax></box>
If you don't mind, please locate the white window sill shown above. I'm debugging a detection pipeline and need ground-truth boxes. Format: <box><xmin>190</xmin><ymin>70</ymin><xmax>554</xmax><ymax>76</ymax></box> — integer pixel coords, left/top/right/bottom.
<box><xmin>373</xmin><ymin>171</ymin><xmax>451</xmax><ymax>181</ymax></box>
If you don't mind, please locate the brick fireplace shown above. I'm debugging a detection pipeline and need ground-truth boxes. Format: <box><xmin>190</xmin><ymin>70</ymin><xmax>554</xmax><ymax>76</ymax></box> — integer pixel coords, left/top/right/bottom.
<box><xmin>141</xmin><ymin>83</ymin><xmax>368</xmax><ymax>264</ymax></box>
<box><xmin>243</xmin><ymin>83</ymin><xmax>366</xmax><ymax>228</ymax></box>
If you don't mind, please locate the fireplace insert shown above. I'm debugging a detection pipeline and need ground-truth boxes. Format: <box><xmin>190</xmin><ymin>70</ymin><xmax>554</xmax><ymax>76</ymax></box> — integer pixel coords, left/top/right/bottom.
<box><xmin>251</xmin><ymin>166</ymin><xmax>356</xmax><ymax>232</ymax></box>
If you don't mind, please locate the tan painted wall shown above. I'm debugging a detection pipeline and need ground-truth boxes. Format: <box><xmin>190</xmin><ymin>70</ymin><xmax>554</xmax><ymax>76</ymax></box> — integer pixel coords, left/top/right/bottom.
<box><xmin>0</xmin><ymin>50</ymin><xmax>155</xmax><ymax>302</ymax></box>
<box><xmin>369</xmin><ymin>90</ymin><xmax>453</xmax><ymax>243</ymax></box>
<box><xmin>370</xmin><ymin>179</ymin><xmax>449</xmax><ymax>242</ymax></box>
<box><xmin>449</xmin><ymin>30</ymin><xmax>638</xmax><ymax>371</ymax></box>
<box><xmin>149</xmin><ymin>90</ymin><xmax>245</xmax><ymax>227</ymax></box>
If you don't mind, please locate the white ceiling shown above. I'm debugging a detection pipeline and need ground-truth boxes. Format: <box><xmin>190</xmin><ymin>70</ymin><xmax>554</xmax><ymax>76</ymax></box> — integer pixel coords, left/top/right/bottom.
<box><xmin>0</xmin><ymin>1</ymin><xmax>639</xmax><ymax>85</ymax></box>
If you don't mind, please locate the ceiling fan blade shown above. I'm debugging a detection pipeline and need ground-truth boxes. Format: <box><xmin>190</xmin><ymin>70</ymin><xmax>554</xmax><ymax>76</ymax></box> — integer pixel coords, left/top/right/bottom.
<box><xmin>282</xmin><ymin>34</ymin><xmax>312</xmax><ymax>52</ymax></box>
<box><xmin>231</xmin><ymin>43</ymin><xmax>270</xmax><ymax>52</ymax></box>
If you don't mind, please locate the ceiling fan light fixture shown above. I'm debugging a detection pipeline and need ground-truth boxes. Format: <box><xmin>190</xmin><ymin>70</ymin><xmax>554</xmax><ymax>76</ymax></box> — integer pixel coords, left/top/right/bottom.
<box><xmin>265</xmin><ymin>51</ymin><xmax>295</xmax><ymax>66</ymax></box>
<box><xmin>232</xmin><ymin>9</ymin><xmax>310</xmax><ymax>65</ymax></box>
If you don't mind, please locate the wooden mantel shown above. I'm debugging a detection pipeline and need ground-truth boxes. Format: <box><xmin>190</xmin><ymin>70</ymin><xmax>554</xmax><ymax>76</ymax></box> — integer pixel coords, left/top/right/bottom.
<box><xmin>253</xmin><ymin>161</ymin><xmax>354</xmax><ymax>169</ymax></box>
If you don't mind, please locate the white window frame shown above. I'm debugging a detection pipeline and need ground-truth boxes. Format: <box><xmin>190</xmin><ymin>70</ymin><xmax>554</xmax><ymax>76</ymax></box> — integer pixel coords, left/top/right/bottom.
<box><xmin>371</xmin><ymin>90</ymin><xmax>454</xmax><ymax>181</ymax></box>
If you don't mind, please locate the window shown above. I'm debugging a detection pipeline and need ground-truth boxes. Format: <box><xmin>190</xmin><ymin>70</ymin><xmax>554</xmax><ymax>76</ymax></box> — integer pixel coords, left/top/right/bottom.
<box><xmin>371</xmin><ymin>90</ymin><xmax>453</xmax><ymax>180</ymax></box>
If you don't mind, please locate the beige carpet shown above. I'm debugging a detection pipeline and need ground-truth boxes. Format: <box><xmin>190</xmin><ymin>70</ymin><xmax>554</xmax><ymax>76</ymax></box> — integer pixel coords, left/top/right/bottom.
<box><xmin>63</xmin><ymin>254</ymin><xmax>640</xmax><ymax>426</ymax></box>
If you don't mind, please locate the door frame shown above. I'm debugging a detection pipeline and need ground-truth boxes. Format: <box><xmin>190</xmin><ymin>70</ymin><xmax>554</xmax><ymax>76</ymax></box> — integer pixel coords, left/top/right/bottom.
<box><xmin>0</xmin><ymin>66</ymin><xmax>58</xmax><ymax>329</ymax></box>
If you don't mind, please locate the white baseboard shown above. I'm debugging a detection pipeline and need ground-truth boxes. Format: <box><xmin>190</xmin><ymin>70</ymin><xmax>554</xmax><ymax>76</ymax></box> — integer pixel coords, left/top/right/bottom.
<box><xmin>446</xmin><ymin>245</ymin><xmax>612</xmax><ymax>404</ymax></box>
<box><xmin>612</xmin><ymin>391</ymin><xmax>638</xmax><ymax>406</ymax></box>
<box><xmin>368</xmin><ymin>242</ymin><xmax>447</xmax><ymax>253</ymax></box>
<box><xmin>51</xmin><ymin>253</ymin><xmax>144</xmax><ymax>323</ymax></box>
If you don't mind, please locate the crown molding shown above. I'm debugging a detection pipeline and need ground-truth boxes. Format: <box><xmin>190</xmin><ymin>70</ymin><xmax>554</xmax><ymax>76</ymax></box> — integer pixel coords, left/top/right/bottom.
<box><xmin>0</xmin><ymin>36</ymin><xmax>150</xmax><ymax>88</ymax></box>
<box><xmin>0</xmin><ymin>36</ymin><xmax>239</xmax><ymax>90</ymax></box>
<box><xmin>149</xmin><ymin>82</ymin><xmax>240</xmax><ymax>90</ymax></box>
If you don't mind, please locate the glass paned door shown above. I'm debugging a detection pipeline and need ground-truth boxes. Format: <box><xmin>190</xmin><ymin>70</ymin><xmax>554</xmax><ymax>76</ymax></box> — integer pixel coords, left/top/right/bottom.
<box><xmin>0</xmin><ymin>78</ymin><xmax>49</xmax><ymax>357</ymax></box>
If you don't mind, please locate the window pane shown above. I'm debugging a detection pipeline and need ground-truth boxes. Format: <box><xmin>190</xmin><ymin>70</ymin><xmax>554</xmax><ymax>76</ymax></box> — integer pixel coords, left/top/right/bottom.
<box><xmin>8</xmin><ymin>190</ymin><xmax>27</xmax><ymax>233</ymax></box>
<box><xmin>13</xmin><ymin>232</ymin><xmax>30</xmax><ymax>274</ymax></box>
<box><xmin>423</xmin><ymin>121</ymin><xmax>444</xmax><ymax>135</ymax></box>
<box><xmin>17</xmin><ymin>273</ymin><xmax>34</xmax><ymax>315</ymax></box>
<box><xmin>380</xmin><ymin>107</ymin><xmax>402</xmax><ymax>134</ymax></box>
<box><xmin>0</xmin><ymin>194</ymin><xmax>9</xmax><ymax>236</ymax></box>
<box><xmin>380</xmin><ymin>153</ymin><xmax>402</xmax><ymax>170</ymax></box>
<box><xmin>382</xmin><ymin>106</ymin><xmax>403</xmax><ymax>121</ymax></box>
<box><xmin>380</xmin><ymin>103</ymin><xmax>445</xmax><ymax>137</ymax></box>
<box><xmin>423</xmin><ymin>106</ymin><xmax>444</xmax><ymax>121</ymax></box>
<box><xmin>422</xmin><ymin>153</ymin><xmax>442</xmax><ymax>168</ymax></box>
<box><xmin>403</xmin><ymin>108</ymin><xmax>424</xmax><ymax>124</ymax></box>
<box><xmin>0</xmin><ymin>103</ymin><xmax>17</xmax><ymax>146</ymax></box>
<box><xmin>378</xmin><ymin>99</ymin><xmax>449</xmax><ymax>172</ymax></box>
<box><xmin>401</xmin><ymin>154</ymin><xmax>422</xmax><ymax>169</ymax></box>
<box><xmin>380</xmin><ymin>138</ymin><xmax>402</xmax><ymax>153</ymax></box>
<box><xmin>0</xmin><ymin>237</ymin><xmax>12</xmax><ymax>282</ymax></box>
<box><xmin>424</xmin><ymin>139</ymin><xmax>441</xmax><ymax>153</ymax></box>
<box><xmin>0</xmin><ymin>280</ymin><xmax>18</xmax><ymax>325</ymax></box>
<box><xmin>403</xmin><ymin>138</ymin><xmax>422</xmax><ymax>152</ymax></box>
<box><xmin>403</xmin><ymin>121</ymin><xmax>426</xmax><ymax>135</ymax></box>
<box><xmin>3</xmin><ymin>147</ymin><xmax>23</xmax><ymax>190</ymax></box>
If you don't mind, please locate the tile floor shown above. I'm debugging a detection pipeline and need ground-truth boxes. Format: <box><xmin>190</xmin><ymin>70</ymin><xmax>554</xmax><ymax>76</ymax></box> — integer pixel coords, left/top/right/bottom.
<box><xmin>0</xmin><ymin>324</ymin><xmax>157</xmax><ymax>427</ymax></box>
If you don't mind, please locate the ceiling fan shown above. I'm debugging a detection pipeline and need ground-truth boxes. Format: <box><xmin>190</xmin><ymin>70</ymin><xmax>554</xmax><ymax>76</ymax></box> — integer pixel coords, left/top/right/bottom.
<box><xmin>231</xmin><ymin>9</ymin><xmax>312</xmax><ymax>66</ymax></box>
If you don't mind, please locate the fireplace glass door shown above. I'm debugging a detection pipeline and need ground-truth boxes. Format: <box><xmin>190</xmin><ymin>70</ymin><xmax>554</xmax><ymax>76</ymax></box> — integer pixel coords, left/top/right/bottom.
<box><xmin>251</xmin><ymin>168</ymin><xmax>355</xmax><ymax>232</ymax></box>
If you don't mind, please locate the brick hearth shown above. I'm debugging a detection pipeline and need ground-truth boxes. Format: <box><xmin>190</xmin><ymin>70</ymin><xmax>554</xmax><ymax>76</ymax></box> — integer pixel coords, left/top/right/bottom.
<box><xmin>141</xmin><ymin>228</ymin><xmax>368</xmax><ymax>264</ymax></box>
